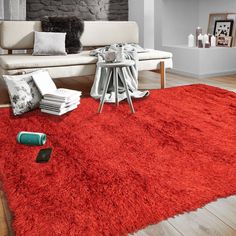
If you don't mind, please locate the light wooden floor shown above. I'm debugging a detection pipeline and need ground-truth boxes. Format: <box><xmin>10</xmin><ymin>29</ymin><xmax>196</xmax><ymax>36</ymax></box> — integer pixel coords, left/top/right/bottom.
<box><xmin>0</xmin><ymin>72</ymin><xmax>236</xmax><ymax>236</ymax></box>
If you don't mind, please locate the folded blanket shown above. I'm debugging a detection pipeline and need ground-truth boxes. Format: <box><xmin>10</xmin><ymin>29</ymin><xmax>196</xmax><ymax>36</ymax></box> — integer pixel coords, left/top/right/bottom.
<box><xmin>90</xmin><ymin>44</ymin><xmax>149</xmax><ymax>103</ymax></box>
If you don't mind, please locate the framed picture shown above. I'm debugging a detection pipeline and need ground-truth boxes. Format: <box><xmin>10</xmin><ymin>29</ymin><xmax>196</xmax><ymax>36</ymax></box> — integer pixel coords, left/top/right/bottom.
<box><xmin>208</xmin><ymin>13</ymin><xmax>228</xmax><ymax>35</ymax></box>
<box><xmin>216</xmin><ymin>36</ymin><xmax>232</xmax><ymax>47</ymax></box>
<box><xmin>214</xmin><ymin>20</ymin><xmax>234</xmax><ymax>37</ymax></box>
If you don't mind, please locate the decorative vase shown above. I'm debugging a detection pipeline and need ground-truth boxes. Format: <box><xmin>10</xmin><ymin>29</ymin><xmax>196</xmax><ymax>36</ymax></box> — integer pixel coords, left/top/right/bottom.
<box><xmin>104</xmin><ymin>51</ymin><xmax>116</xmax><ymax>63</ymax></box>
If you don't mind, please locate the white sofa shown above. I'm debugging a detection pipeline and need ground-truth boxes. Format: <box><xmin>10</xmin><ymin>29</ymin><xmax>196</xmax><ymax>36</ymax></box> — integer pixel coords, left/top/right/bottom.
<box><xmin>0</xmin><ymin>21</ymin><xmax>172</xmax><ymax>89</ymax></box>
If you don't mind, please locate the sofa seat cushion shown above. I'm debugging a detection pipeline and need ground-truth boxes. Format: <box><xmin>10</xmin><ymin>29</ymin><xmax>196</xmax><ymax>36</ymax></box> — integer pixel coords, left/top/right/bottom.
<box><xmin>138</xmin><ymin>50</ymin><xmax>172</xmax><ymax>61</ymax></box>
<box><xmin>0</xmin><ymin>51</ymin><xmax>97</xmax><ymax>70</ymax></box>
<box><xmin>0</xmin><ymin>49</ymin><xmax>172</xmax><ymax>71</ymax></box>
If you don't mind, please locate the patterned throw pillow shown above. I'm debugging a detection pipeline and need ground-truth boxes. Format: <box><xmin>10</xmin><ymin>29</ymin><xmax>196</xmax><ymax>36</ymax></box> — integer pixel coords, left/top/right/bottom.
<box><xmin>3</xmin><ymin>73</ymin><xmax>42</xmax><ymax>115</ymax></box>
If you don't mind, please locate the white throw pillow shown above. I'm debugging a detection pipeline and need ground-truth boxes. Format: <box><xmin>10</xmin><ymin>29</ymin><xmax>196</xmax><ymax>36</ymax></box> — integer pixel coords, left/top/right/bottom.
<box><xmin>33</xmin><ymin>31</ymin><xmax>67</xmax><ymax>56</ymax></box>
<box><xmin>3</xmin><ymin>73</ymin><xmax>42</xmax><ymax>116</ymax></box>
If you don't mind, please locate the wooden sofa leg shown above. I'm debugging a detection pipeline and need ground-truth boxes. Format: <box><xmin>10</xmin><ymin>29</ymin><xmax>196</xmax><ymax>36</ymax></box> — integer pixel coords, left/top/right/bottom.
<box><xmin>160</xmin><ymin>61</ymin><xmax>166</xmax><ymax>89</ymax></box>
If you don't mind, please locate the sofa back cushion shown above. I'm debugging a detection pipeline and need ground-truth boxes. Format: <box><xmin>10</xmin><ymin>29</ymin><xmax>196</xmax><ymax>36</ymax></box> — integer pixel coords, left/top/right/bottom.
<box><xmin>0</xmin><ymin>21</ymin><xmax>42</xmax><ymax>50</ymax></box>
<box><xmin>0</xmin><ymin>21</ymin><xmax>139</xmax><ymax>50</ymax></box>
<box><xmin>81</xmin><ymin>21</ymin><xmax>139</xmax><ymax>46</ymax></box>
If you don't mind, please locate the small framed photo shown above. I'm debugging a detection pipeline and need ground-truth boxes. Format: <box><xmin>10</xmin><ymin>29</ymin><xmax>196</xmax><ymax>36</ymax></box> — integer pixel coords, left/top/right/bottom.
<box><xmin>214</xmin><ymin>20</ymin><xmax>234</xmax><ymax>37</ymax></box>
<box><xmin>208</xmin><ymin>13</ymin><xmax>228</xmax><ymax>35</ymax></box>
<box><xmin>216</xmin><ymin>36</ymin><xmax>232</xmax><ymax>47</ymax></box>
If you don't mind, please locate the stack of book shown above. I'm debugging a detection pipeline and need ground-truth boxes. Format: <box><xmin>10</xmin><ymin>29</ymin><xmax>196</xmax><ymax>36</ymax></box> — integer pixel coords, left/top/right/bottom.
<box><xmin>32</xmin><ymin>70</ymin><xmax>82</xmax><ymax>116</ymax></box>
<box><xmin>40</xmin><ymin>89</ymin><xmax>81</xmax><ymax>116</ymax></box>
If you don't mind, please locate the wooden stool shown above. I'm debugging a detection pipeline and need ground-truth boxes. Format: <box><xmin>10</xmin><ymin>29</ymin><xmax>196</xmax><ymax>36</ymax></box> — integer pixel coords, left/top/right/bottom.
<box><xmin>97</xmin><ymin>60</ymin><xmax>135</xmax><ymax>114</ymax></box>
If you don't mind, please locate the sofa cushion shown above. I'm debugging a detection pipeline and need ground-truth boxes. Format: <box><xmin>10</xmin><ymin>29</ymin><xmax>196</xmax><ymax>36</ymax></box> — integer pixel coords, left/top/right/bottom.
<box><xmin>0</xmin><ymin>51</ymin><xmax>97</xmax><ymax>70</ymax></box>
<box><xmin>138</xmin><ymin>50</ymin><xmax>173</xmax><ymax>61</ymax></box>
<box><xmin>42</xmin><ymin>16</ymin><xmax>84</xmax><ymax>54</ymax></box>
<box><xmin>0</xmin><ymin>21</ymin><xmax>138</xmax><ymax>50</ymax></box>
<box><xmin>33</xmin><ymin>32</ymin><xmax>67</xmax><ymax>56</ymax></box>
<box><xmin>0</xmin><ymin>50</ymin><xmax>172</xmax><ymax>70</ymax></box>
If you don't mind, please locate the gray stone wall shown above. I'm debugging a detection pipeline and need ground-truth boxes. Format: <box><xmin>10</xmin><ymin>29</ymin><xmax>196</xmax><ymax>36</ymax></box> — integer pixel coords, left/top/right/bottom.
<box><xmin>26</xmin><ymin>0</ymin><xmax>128</xmax><ymax>21</ymax></box>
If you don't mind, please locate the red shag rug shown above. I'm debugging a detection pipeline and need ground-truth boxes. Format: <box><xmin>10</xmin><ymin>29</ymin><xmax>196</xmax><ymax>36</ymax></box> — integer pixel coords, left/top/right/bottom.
<box><xmin>0</xmin><ymin>84</ymin><xmax>236</xmax><ymax>236</ymax></box>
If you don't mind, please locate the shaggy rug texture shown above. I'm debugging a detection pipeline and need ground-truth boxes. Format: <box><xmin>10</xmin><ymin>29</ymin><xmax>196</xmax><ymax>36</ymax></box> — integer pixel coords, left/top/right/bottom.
<box><xmin>0</xmin><ymin>84</ymin><xmax>236</xmax><ymax>236</ymax></box>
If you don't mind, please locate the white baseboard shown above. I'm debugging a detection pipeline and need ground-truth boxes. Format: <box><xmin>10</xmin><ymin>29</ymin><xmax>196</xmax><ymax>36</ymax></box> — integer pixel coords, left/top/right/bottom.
<box><xmin>168</xmin><ymin>68</ymin><xmax>236</xmax><ymax>79</ymax></box>
<box><xmin>0</xmin><ymin>104</ymin><xmax>11</xmax><ymax>108</ymax></box>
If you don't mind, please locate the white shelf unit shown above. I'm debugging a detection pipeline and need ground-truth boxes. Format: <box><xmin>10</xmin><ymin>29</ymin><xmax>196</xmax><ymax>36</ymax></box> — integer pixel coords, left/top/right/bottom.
<box><xmin>155</xmin><ymin>0</ymin><xmax>236</xmax><ymax>78</ymax></box>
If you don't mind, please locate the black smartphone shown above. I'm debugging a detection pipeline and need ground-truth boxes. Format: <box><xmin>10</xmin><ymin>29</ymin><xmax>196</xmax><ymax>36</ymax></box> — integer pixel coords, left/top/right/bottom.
<box><xmin>36</xmin><ymin>148</ymin><xmax>52</xmax><ymax>163</ymax></box>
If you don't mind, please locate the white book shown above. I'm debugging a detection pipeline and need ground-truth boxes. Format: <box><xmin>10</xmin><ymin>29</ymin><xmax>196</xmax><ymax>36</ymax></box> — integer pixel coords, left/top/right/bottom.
<box><xmin>40</xmin><ymin>102</ymin><xmax>80</xmax><ymax>111</ymax></box>
<box><xmin>32</xmin><ymin>70</ymin><xmax>82</xmax><ymax>99</ymax></box>
<box><xmin>40</xmin><ymin>106</ymin><xmax>62</xmax><ymax>112</ymax></box>
<box><xmin>32</xmin><ymin>70</ymin><xmax>57</xmax><ymax>96</ymax></box>
<box><xmin>43</xmin><ymin>94</ymin><xmax>80</xmax><ymax>103</ymax></box>
<box><xmin>40</xmin><ymin>106</ymin><xmax>76</xmax><ymax>113</ymax></box>
<box><xmin>41</xmin><ymin>96</ymin><xmax>70</xmax><ymax>103</ymax></box>
<box><xmin>44</xmin><ymin>89</ymin><xmax>82</xmax><ymax>101</ymax></box>
<box><xmin>41</xmin><ymin>104</ymin><xmax>78</xmax><ymax>116</ymax></box>
<box><xmin>40</xmin><ymin>97</ymin><xmax>80</xmax><ymax>108</ymax></box>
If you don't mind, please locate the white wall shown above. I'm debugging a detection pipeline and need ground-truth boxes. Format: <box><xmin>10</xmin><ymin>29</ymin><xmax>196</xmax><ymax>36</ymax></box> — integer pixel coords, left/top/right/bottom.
<box><xmin>198</xmin><ymin>0</ymin><xmax>236</xmax><ymax>33</ymax></box>
<box><xmin>157</xmin><ymin>0</ymin><xmax>199</xmax><ymax>46</ymax></box>
<box><xmin>155</xmin><ymin>0</ymin><xmax>236</xmax><ymax>48</ymax></box>
<box><xmin>0</xmin><ymin>0</ymin><xmax>4</xmax><ymax>54</ymax></box>
<box><xmin>154</xmin><ymin>0</ymin><xmax>236</xmax><ymax>78</ymax></box>
<box><xmin>129</xmin><ymin>0</ymin><xmax>155</xmax><ymax>49</ymax></box>
<box><xmin>143</xmin><ymin>0</ymin><xmax>154</xmax><ymax>49</ymax></box>
<box><xmin>129</xmin><ymin>0</ymin><xmax>144</xmax><ymax>46</ymax></box>
<box><xmin>0</xmin><ymin>0</ymin><xmax>26</xmax><ymax>20</ymax></box>
<box><xmin>0</xmin><ymin>0</ymin><xmax>3</xmax><ymax>20</ymax></box>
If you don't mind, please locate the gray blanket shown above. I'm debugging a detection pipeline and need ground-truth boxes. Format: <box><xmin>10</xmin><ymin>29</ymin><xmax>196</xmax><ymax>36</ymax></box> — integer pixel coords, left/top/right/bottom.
<box><xmin>90</xmin><ymin>44</ymin><xmax>149</xmax><ymax>103</ymax></box>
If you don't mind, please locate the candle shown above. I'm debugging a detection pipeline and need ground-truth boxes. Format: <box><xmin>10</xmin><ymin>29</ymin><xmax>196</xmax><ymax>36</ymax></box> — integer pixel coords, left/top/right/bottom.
<box><xmin>188</xmin><ymin>34</ymin><xmax>194</xmax><ymax>47</ymax></box>
<box><xmin>196</xmin><ymin>27</ymin><xmax>202</xmax><ymax>47</ymax></box>
<box><xmin>208</xmin><ymin>34</ymin><xmax>212</xmax><ymax>46</ymax></box>
<box><xmin>198</xmin><ymin>34</ymin><xmax>203</xmax><ymax>48</ymax></box>
<box><xmin>211</xmin><ymin>35</ymin><xmax>216</xmax><ymax>47</ymax></box>
<box><xmin>203</xmin><ymin>34</ymin><xmax>209</xmax><ymax>44</ymax></box>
